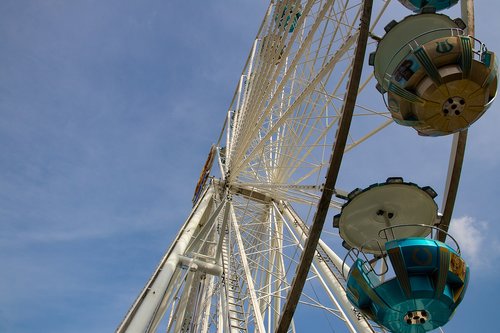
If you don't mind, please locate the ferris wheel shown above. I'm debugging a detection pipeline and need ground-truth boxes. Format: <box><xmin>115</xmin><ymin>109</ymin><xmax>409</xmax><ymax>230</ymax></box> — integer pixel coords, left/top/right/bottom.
<box><xmin>117</xmin><ymin>1</ymin><xmax>497</xmax><ymax>332</ymax></box>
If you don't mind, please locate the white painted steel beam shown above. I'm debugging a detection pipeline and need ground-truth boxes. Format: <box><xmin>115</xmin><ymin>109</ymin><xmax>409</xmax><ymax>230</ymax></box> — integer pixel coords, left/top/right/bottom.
<box><xmin>117</xmin><ymin>187</ymin><xmax>214</xmax><ymax>333</ymax></box>
<box><xmin>230</xmin><ymin>202</ymin><xmax>267</xmax><ymax>333</ymax></box>
<box><xmin>278</xmin><ymin>202</ymin><xmax>376</xmax><ymax>333</ymax></box>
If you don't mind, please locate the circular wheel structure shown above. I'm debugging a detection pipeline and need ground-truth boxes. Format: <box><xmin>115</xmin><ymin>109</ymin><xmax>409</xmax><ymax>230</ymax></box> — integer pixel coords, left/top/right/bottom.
<box><xmin>117</xmin><ymin>1</ymin><xmax>487</xmax><ymax>332</ymax></box>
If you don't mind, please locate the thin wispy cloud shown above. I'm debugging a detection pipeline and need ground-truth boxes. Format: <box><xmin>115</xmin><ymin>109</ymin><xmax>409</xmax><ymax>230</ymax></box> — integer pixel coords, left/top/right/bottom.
<box><xmin>449</xmin><ymin>216</ymin><xmax>500</xmax><ymax>270</ymax></box>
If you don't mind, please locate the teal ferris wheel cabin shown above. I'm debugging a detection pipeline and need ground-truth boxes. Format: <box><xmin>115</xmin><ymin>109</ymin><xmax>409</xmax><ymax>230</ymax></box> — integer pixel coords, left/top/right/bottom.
<box><xmin>334</xmin><ymin>178</ymin><xmax>469</xmax><ymax>333</ymax></box>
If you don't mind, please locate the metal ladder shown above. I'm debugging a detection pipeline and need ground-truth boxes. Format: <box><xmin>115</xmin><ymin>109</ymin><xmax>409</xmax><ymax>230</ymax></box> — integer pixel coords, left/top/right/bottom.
<box><xmin>220</xmin><ymin>214</ymin><xmax>248</xmax><ymax>332</ymax></box>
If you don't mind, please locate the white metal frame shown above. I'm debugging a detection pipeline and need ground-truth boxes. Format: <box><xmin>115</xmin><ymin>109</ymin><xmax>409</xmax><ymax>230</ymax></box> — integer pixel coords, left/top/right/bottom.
<box><xmin>117</xmin><ymin>1</ymin><xmax>476</xmax><ymax>332</ymax></box>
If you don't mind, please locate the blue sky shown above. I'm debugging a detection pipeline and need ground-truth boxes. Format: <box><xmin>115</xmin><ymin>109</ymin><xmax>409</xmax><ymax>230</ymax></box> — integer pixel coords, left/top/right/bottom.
<box><xmin>0</xmin><ymin>1</ymin><xmax>499</xmax><ymax>332</ymax></box>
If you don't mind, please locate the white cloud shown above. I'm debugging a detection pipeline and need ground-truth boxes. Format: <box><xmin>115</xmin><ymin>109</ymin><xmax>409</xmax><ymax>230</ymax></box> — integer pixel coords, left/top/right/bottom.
<box><xmin>449</xmin><ymin>216</ymin><xmax>500</xmax><ymax>270</ymax></box>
